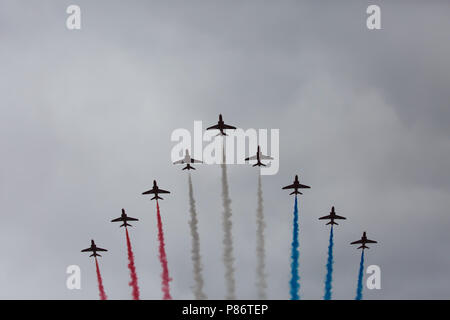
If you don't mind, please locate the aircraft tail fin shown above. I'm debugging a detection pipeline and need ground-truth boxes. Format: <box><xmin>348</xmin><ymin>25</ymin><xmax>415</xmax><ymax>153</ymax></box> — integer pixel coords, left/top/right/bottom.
<box><xmin>120</xmin><ymin>222</ymin><xmax>132</xmax><ymax>227</ymax></box>
<box><xmin>151</xmin><ymin>195</ymin><xmax>163</xmax><ymax>200</ymax></box>
<box><xmin>183</xmin><ymin>164</ymin><xmax>196</xmax><ymax>170</ymax></box>
<box><xmin>90</xmin><ymin>252</ymin><xmax>101</xmax><ymax>257</ymax></box>
<box><xmin>253</xmin><ymin>161</ymin><xmax>266</xmax><ymax>167</ymax></box>
<box><xmin>326</xmin><ymin>221</ymin><xmax>338</xmax><ymax>225</ymax></box>
<box><xmin>358</xmin><ymin>245</ymin><xmax>369</xmax><ymax>250</ymax></box>
<box><xmin>290</xmin><ymin>190</ymin><xmax>303</xmax><ymax>195</ymax></box>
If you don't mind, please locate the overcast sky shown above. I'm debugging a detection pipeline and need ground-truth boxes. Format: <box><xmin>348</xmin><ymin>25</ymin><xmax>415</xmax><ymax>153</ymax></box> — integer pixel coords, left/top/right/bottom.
<box><xmin>1</xmin><ymin>0</ymin><xmax>449</xmax><ymax>299</ymax></box>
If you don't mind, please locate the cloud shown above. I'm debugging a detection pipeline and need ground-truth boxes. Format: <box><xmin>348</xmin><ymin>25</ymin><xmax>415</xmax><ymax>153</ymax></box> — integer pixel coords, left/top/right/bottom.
<box><xmin>0</xmin><ymin>0</ymin><xmax>449</xmax><ymax>299</ymax></box>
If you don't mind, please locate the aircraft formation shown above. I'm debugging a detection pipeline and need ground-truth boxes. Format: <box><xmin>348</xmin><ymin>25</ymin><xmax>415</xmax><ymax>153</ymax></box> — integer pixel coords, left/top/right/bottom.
<box><xmin>81</xmin><ymin>113</ymin><xmax>378</xmax><ymax>300</ymax></box>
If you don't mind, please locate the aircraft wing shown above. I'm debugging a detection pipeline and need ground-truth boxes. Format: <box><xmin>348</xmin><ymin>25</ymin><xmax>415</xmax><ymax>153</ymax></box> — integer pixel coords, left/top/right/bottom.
<box><xmin>158</xmin><ymin>189</ymin><xmax>170</xmax><ymax>194</ymax></box>
<box><xmin>191</xmin><ymin>158</ymin><xmax>203</xmax><ymax>164</ymax></box>
<box><xmin>260</xmin><ymin>154</ymin><xmax>274</xmax><ymax>160</ymax></box>
<box><xmin>366</xmin><ymin>239</ymin><xmax>377</xmax><ymax>243</ymax></box>
<box><xmin>282</xmin><ymin>184</ymin><xmax>296</xmax><ymax>190</ymax></box>
<box><xmin>222</xmin><ymin>124</ymin><xmax>236</xmax><ymax>129</ymax></box>
<box><xmin>126</xmin><ymin>217</ymin><xmax>139</xmax><ymax>221</ymax></box>
<box><xmin>81</xmin><ymin>247</ymin><xmax>93</xmax><ymax>252</ymax></box>
<box><xmin>319</xmin><ymin>215</ymin><xmax>332</xmax><ymax>220</ymax></box>
<box><xmin>245</xmin><ymin>155</ymin><xmax>258</xmax><ymax>161</ymax></box>
<box><xmin>298</xmin><ymin>183</ymin><xmax>311</xmax><ymax>189</ymax></box>
<box><xmin>173</xmin><ymin>159</ymin><xmax>184</xmax><ymax>165</ymax></box>
<box><xmin>334</xmin><ymin>215</ymin><xmax>346</xmax><ymax>220</ymax></box>
<box><xmin>111</xmin><ymin>217</ymin><xmax>124</xmax><ymax>222</ymax></box>
<box><xmin>96</xmin><ymin>247</ymin><xmax>107</xmax><ymax>252</ymax></box>
<box><xmin>351</xmin><ymin>239</ymin><xmax>364</xmax><ymax>245</ymax></box>
<box><xmin>142</xmin><ymin>189</ymin><xmax>155</xmax><ymax>195</ymax></box>
<box><xmin>206</xmin><ymin>124</ymin><xmax>220</xmax><ymax>130</ymax></box>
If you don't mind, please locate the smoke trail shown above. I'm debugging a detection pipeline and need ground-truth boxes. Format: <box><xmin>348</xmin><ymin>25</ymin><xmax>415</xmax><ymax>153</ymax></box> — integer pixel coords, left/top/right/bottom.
<box><xmin>156</xmin><ymin>201</ymin><xmax>172</xmax><ymax>300</ymax></box>
<box><xmin>255</xmin><ymin>173</ymin><xmax>267</xmax><ymax>299</ymax></box>
<box><xmin>187</xmin><ymin>173</ymin><xmax>207</xmax><ymax>300</ymax></box>
<box><xmin>94</xmin><ymin>257</ymin><xmax>107</xmax><ymax>300</ymax></box>
<box><xmin>125</xmin><ymin>227</ymin><xmax>140</xmax><ymax>300</ymax></box>
<box><xmin>289</xmin><ymin>195</ymin><xmax>300</xmax><ymax>300</ymax></box>
<box><xmin>355</xmin><ymin>250</ymin><xmax>365</xmax><ymax>300</ymax></box>
<box><xmin>221</xmin><ymin>146</ymin><xmax>236</xmax><ymax>299</ymax></box>
<box><xmin>323</xmin><ymin>226</ymin><xmax>334</xmax><ymax>300</ymax></box>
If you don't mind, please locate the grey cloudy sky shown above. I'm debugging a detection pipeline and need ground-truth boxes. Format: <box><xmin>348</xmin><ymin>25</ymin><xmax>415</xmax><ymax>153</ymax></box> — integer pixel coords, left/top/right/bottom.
<box><xmin>0</xmin><ymin>0</ymin><xmax>449</xmax><ymax>299</ymax></box>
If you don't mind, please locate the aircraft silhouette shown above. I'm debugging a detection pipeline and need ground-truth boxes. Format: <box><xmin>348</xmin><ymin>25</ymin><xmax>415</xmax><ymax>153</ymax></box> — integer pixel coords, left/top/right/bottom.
<box><xmin>282</xmin><ymin>175</ymin><xmax>310</xmax><ymax>195</ymax></box>
<box><xmin>351</xmin><ymin>232</ymin><xmax>378</xmax><ymax>250</ymax></box>
<box><xmin>111</xmin><ymin>209</ymin><xmax>139</xmax><ymax>227</ymax></box>
<box><xmin>142</xmin><ymin>180</ymin><xmax>170</xmax><ymax>200</ymax></box>
<box><xmin>245</xmin><ymin>145</ymin><xmax>273</xmax><ymax>167</ymax></box>
<box><xmin>81</xmin><ymin>240</ymin><xmax>107</xmax><ymax>257</ymax></box>
<box><xmin>319</xmin><ymin>206</ymin><xmax>346</xmax><ymax>225</ymax></box>
<box><xmin>173</xmin><ymin>149</ymin><xmax>202</xmax><ymax>170</ymax></box>
<box><xmin>206</xmin><ymin>114</ymin><xmax>236</xmax><ymax>136</ymax></box>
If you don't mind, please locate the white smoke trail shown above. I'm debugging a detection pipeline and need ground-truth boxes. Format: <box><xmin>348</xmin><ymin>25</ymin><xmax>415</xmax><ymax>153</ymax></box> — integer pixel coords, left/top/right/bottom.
<box><xmin>221</xmin><ymin>145</ymin><xmax>236</xmax><ymax>299</ymax></box>
<box><xmin>187</xmin><ymin>173</ymin><xmax>207</xmax><ymax>300</ymax></box>
<box><xmin>256</xmin><ymin>173</ymin><xmax>267</xmax><ymax>299</ymax></box>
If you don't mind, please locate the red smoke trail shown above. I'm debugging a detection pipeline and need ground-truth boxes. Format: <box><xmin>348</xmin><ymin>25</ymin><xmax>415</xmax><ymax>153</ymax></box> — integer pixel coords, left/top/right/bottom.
<box><xmin>94</xmin><ymin>257</ymin><xmax>107</xmax><ymax>300</ymax></box>
<box><xmin>125</xmin><ymin>227</ymin><xmax>140</xmax><ymax>300</ymax></box>
<box><xmin>156</xmin><ymin>200</ymin><xmax>172</xmax><ymax>300</ymax></box>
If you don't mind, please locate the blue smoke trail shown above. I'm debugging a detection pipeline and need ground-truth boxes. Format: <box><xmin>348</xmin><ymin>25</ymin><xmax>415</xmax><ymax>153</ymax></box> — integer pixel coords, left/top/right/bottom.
<box><xmin>323</xmin><ymin>226</ymin><xmax>334</xmax><ymax>300</ymax></box>
<box><xmin>355</xmin><ymin>250</ymin><xmax>365</xmax><ymax>300</ymax></box>
<box><xmin>289</xmin><ymin>196</ymin><xmax>300</xmax><ymax>300</ymax></box>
